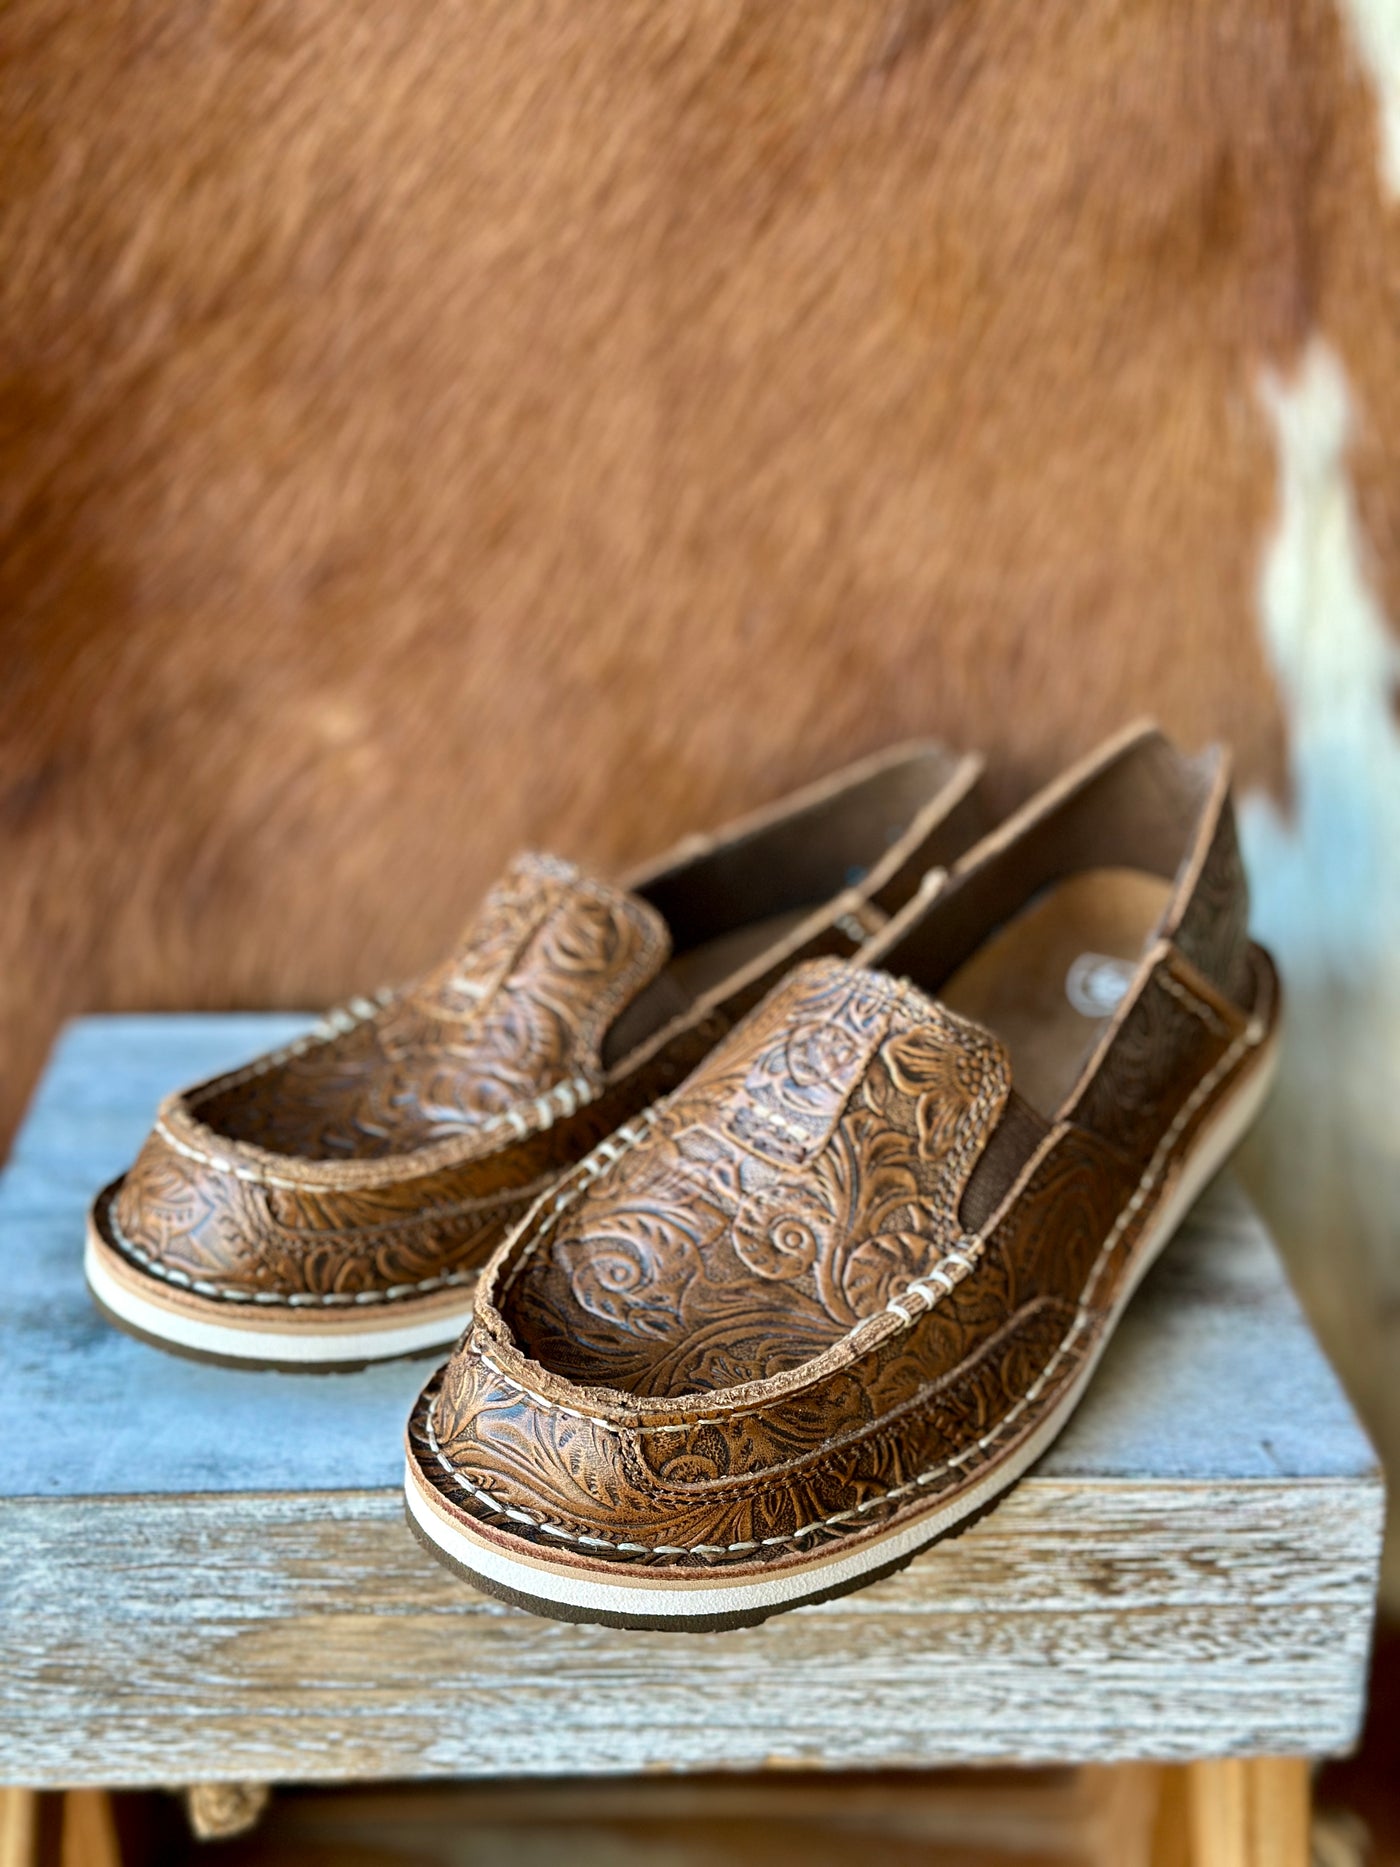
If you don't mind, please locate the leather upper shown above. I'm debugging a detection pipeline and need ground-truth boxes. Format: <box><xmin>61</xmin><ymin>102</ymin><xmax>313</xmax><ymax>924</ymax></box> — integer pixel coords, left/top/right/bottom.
<box><xmin>496</xmin><ymin>962</ymin><xmax>1011</xmax><ymax>1394</ymax></box>
<box><xmin>194</xmin><ymin>854</ymin><xmax>670</xmax><ymax>1160</ymax></box>
<box><xmin>105</xmin><ymin>742</ymin><xmax>984</xmax><ymax>1307</ymax></box>
<box><xmin>412</xmin><ymin>725</ymin><xmax>1281</xmax><ymax>1576</ymax></box>
<box><xmin>110</xmin><ymin>856</ymin><xmax>680</xmax><ymax>1304</ymax></box>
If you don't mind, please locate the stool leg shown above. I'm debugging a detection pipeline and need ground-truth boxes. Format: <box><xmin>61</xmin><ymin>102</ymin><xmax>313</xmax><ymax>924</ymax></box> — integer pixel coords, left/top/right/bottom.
<box><xmin>0</xmin><ymin>1791</ymin><xmax>39</xmax><ymax>1867</ymax></box>
<box><xmin>1185</xmin><ymin>1758</ymin><xmax>1311</xmax><ymax>1867</ymax></box>
<box><xmin>60</xmin><ymin>1790</ymin><xmax>122</xmax><ymax>1867</ymax></box>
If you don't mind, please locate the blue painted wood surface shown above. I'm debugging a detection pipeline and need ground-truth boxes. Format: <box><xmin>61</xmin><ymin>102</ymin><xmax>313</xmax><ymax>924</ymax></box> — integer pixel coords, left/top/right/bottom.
<box><xmin>0</xmin><ymin>1014</ymin><xmax>1378</xmax><ymax>1504</ymax></box>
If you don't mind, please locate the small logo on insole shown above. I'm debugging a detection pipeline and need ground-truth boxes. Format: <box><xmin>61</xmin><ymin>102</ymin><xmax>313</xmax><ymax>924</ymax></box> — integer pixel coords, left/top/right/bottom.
<box><xmin>1065</xmin><ymin>953</ymin><xmax>1135</xmax><ymax>1018</ymax></box>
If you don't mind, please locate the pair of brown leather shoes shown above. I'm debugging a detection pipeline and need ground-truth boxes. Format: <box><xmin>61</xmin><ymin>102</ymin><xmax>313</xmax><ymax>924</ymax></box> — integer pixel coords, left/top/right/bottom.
<box><xmin>88</xmin><ymin>723</ymin><xmax>1279</xmax><ymax>1628</ymax></box>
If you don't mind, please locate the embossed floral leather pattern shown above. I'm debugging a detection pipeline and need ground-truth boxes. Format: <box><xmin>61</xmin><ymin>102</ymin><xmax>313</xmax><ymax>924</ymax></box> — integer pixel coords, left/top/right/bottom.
<box><xmin>105</xmin><ymin>856</ymin><xmax>688</xmax><ymax>1307</ymax></box>
<box><xmin>105</xmin><ymin>856</ymin><xmax>676</xmax><ymax>1306</ymax></box>
<box><xmin>97</xmin><ymin>742</ymin><xmax>983</xmax><ymax>1316</ymax></box>
<box><xmin>198</xmin><ymin>854</ymin><xmax>669</xmax><ymax>1161</ymax></box>
<box><xmin>407</xmin><ymin>729</ymin><xmax>1280</xmax><ymax>1589</ymax></box>
<box><xmin>499</xmin><ymin>964</ymin><xmax>1010</xmax><ymax>1393</ymax></box>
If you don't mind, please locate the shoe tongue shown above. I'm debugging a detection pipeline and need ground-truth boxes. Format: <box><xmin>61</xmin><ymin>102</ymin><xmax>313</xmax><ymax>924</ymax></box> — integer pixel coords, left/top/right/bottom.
<box><xmin>511</xmin><ymin>956</ymin><xmax>1017</xmax><ymax>1388</ymax></box>
<box><xmin>415</xmin><ymin>853</ymin><xmax>670</xmax><ymax>1075</ymax></box>
<box><xmin>676</xmin><ymin>957</ymin><xmax>1011</xmax><ymax>1176</ymax></box>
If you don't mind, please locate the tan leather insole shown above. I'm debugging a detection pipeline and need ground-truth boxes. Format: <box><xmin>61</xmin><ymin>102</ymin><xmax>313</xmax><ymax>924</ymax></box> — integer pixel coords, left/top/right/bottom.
<box><xmin>939</xmin><ymin>867</ymin><xmax>1172</xmax><ymax>1117</ymax></box>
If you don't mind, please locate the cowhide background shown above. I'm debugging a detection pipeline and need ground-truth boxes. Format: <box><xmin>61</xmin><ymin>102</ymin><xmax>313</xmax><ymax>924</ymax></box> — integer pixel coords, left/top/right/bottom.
<box><xmin>2</xmin><ymin>0</ymin><xmax>1397</xmax><ymax>1595</ymax></box>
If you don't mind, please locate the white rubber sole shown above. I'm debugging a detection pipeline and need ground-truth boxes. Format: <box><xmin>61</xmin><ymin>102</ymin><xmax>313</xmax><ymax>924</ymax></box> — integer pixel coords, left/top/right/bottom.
<box><xmin>85</xmin><ymin>1224</ymin><xmax>475</xmax><ymax>1369</ymax></box>
<box><xmin>406</xmin><ymin>1030</ymin><xmax>1279</xmax><ymax>1625</ymax></box>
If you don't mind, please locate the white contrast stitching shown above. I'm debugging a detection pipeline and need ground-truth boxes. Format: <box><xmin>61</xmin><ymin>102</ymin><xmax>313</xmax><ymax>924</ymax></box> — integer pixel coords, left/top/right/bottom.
<box><xmin>879</xmin><ymin>1238</ymin><xmax>979</xmax><ymax>1322</ymax></box>
<box><xmin>159</xmin><ymin>1069</ymin><xmax>597</xmax><ymax>1188</ymax></box>
<box><xmin>183</xmin><ymin>988</ymin><xmax>400</xmax><ymax>1106</ymax></box>
<box><xmin>108</xmin><ymin>1203</ymin><xmax>481</xmax><ymax>1309</ymax></box>
<box><xmin>492</xmin><ymin>977</ymin><xmax>940</xmax><ymax>1304</ymax></box>
<box><xmin>495</xmin><ymin>976</ymin><xmax>1005</xmax><ymax>1308</ymax></box>
<box><xmin>1157</xmin><ymin>970</ymin><xmax>1232</xmax><ymax>1037</ymax></box>
<box><xmin>429</xmin><ymin>1017</ymin><xmax>1262</xmax><ymax>1553</ymax></box>
<box><xmin>745</xmin><ymin>1103</ymin><xmax>821</xmax><ymax>1147</ymax></box>
<box><xmin>496</xmin><ymin>1109</ymin><xmax>664</xmax><ymax>1300</ymax></box>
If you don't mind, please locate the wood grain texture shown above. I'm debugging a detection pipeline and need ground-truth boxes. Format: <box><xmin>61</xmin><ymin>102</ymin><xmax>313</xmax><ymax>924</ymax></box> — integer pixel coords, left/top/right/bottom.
<box><xmin>0</xmin><ymin>1791</ymin><xmax>37</xmax><ymax>1867</ymax></box>
<box><xmin>0</xmin><ymin>1479</ymin><xmax>1380</xmax><ymax>1786</ymax></box>
<box><xmin>190</xmin><ymin>1766</ymin><xmax>1173</xmax><ymax>1867</ymax></box>
<box><xmin>1</xmin><ymin>1017</ymin><xmax>1378</xmax><ymax>1500</ymax></box>
<box><xmin>2</xmin><ymin>0</ymin><xmax>1398</xmax><ymax>1640</ymax></box>
<box><xmin>57</xmin><ymin>1790</ymin><xmax>121</xmax><ymax>1867</ymax></box>
<box><xmin>1187</xmin><ymin>1758</ymin><xmax>1311</xmax><ymax>1867</ymax></box>
<box><xmin>0</xmin><ymin>1017</ymin><xmax>1384</xmax><ymax>1786</ymax></box>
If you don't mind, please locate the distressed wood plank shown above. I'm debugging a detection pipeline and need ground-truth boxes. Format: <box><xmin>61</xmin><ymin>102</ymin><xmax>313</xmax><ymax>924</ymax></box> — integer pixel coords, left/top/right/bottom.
<box><xmin>0</xmin><ymin>1017</ymin><xmax>1377</xmax><ymax>1499</ymax></box>
<box><xmin>0</xmin><ymin>1016</ymin><xmax>1385</xmax><ymax>1786</ymax></box>
<box><xmin>0</xmin><ymin>1482</ymin><xmax>1381</xmax><ymax>1782</ymax></box>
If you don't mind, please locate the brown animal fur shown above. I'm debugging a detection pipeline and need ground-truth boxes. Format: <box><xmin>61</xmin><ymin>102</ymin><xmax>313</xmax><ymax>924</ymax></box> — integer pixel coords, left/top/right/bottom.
<box><xmin>0</xmin><ymin>2</ymin><xmax>1396</xmax><ymax>1163</ymax></box>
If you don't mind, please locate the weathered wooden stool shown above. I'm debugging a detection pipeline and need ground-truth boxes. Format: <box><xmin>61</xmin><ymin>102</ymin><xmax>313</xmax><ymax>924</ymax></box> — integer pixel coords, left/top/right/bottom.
<box><xmin>0</xmin><ymin>1017</ymin><xmax>1385</xmax><ymax>1867</ymax></box>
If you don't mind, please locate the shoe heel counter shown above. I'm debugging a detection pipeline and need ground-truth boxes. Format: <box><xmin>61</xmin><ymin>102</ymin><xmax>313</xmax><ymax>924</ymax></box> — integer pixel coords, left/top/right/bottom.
<box><xmin>1167</xmin><ymin>754</ymin><xmax>1256</xmax><ymax>1010</ymax></box>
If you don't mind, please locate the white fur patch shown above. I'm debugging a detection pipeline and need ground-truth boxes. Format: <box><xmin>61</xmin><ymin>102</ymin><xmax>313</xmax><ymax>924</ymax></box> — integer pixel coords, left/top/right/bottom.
<box><xmin>1242</xmin><ymin>339</ymin><xmax>1400</xmax><ymax>1313</ymax></box>
<box><xmin>1335</xmin><ymin>0</ymin><xmax>1400</xmax><ymax>196</ymax></box>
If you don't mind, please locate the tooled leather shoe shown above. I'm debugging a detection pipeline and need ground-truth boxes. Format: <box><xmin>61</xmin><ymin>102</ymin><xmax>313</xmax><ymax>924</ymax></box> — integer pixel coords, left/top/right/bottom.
<box><xmin>86</xmin><ymin>741</ymin><xmax>983</xmax><ymax>1368</ymax></box>
<box><xmin>404</xmin><ymin>723</ymin><xmax>1281</xmax><ymax>1627</ymax></box>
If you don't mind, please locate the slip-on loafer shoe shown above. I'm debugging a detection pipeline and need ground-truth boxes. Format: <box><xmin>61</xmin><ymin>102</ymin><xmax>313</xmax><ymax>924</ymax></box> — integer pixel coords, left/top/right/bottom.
<box><xmin>87</xmin><ymin>741</ymin><xmax>982</xmax><ymax>1368</ymax></box>
<box><xmin>405</xmin><ymin>723</ymin><xmax>1280</xmax><ymax>1626</ymax></box>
